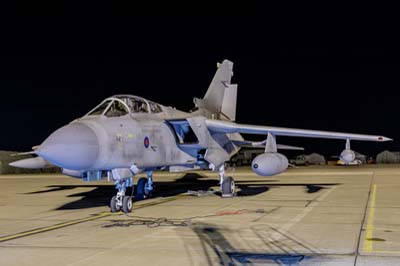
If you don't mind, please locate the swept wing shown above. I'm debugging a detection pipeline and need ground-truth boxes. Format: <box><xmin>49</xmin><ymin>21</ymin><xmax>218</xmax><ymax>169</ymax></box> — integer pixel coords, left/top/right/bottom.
<box><xmin>206</xmin><ymin>120</ymin><xmax>391</xmax><ymax>142</ymax></box>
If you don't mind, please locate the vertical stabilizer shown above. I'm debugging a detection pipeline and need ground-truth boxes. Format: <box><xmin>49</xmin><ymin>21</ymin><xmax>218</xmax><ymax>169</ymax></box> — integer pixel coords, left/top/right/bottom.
<box><xmin>221</xmin><ymin>84</ymin><xmax>237</xmax><ymax>121</ymax></box>
<box><xmin>194</xmin><ymin>59</ymin><xmax>237</xmax><ymax>121</ymax></box>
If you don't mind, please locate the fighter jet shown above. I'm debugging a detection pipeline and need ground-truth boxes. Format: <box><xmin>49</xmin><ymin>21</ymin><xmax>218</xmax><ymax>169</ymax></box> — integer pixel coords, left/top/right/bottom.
<box><xmin>10</xmin><ymin>60</ymin><xmax>392</xmax><ymax>213</ymax></box>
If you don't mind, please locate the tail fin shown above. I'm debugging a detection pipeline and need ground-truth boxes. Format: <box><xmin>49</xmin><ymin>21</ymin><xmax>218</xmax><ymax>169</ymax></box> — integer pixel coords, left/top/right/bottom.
<box><xmin>194</xmin><ymin>59</ymin><xmax>237</xmax><ymax>121</ymax></box>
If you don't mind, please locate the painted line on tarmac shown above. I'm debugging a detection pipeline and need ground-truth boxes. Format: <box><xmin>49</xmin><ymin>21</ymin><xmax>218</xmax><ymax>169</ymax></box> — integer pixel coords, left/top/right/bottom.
<box><xmin>371</xmin><ymin>250</ymin><xmax>400</xmax><ymax>254</ymax></box>
<box><xmin>0</xmin><ymin>212</ymin><xmax>112</xmax><ymax>243</ymax></box>
<box><xmin>363</xmin><ymin>184</ymin><xmax>377</xmax><ymax>253</ymax></box>
<box><xmin>0</xmin><ymin>194</ymin><xmax>187</xmax><ymax>243</ymax></box>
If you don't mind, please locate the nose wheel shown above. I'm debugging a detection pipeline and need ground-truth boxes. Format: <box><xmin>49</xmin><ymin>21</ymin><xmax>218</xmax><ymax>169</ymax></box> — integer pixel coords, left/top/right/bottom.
<box><xmin>110</xmin><ymin>196</ymin><xmax>120</xmax><ymax>213</ymax></box>
<box><xmin>110</xmin><ymin>178</ymin><xmax>133</xmax><ymax>213</ymax></box>
<box><xmin>122</xmin><ymin>196</ymin><xmax>133</xmax><ymax>213</ymax></box>
<box><xmin>110</xmin><ymin>195</ymin><xmax>132</xmax><ymax>213</ymax></box>
<box><xmin>110</xmin><ymin>171</ymin><xmax>155</xmax><ymax>213</ymax></box>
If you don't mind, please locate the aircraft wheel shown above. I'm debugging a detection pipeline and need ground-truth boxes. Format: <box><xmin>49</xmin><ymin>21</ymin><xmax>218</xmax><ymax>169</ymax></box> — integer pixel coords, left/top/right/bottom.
<box><xmin>135</xmin><ymin>177</ymin><xmax>148</xmax><ymax>200</ymax></box>
<box><xmin>221</xmin><ymin>176</ymin><xmax>235</xmax><ymax>197</ymax></box>
<box><xmin>122</xmin><ymin>196</ymin><xmax>133</xmax><ymax>213</ymax></box>
<box><xmin>110</xmin><ymin>196</ymin><xmax>120</xmax><ymax>213</ymax></box>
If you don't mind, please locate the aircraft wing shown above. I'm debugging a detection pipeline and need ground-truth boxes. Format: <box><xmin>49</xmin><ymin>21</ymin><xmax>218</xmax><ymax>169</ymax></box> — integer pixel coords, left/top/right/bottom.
<box><xmin>232</xmin><ymin>140</ymin><xmax>304</xmax><ymax>150</ymax></box>
<box><xmin>11</xmin><ymin>145</ymin><xmax>40</xmax><ymax>157</ymax></box>
<box><xmin>206</xmin><ymin>119</ymin><xmax>392</xmax><ymax>142</ymax></box>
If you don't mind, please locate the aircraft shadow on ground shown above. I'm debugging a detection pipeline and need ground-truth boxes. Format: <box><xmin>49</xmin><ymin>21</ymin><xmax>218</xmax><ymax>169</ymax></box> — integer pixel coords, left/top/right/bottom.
<box><xmin>24</xmin><ymin>173</ymin><xmax>340</xmax><ymax>210</ymax></box>
<box><xmin>189</xmin><ymin>222</ymin><xmax>322</xmax><ymax>266</ymax></box>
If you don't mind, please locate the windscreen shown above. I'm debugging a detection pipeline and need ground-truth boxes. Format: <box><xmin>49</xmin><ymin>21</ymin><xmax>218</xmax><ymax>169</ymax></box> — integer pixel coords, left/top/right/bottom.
<box><xmin>87</xmin><ymin>100</ymin><xmax>111</xmax><ymax>116</ymax></box>
<box><xmin>105</xmin><ymin>100</ymin><xmax>129</xmax><ymax>117</ymax></box>
<box><xmin>149</xmin><ymin>101</ymin><xmax>162</xmax><ymax>113</ymax></box>
<box><xmin>118</xmin><ymin>96</ymin><xmax>149</xmax><ymax>113</ymax></box>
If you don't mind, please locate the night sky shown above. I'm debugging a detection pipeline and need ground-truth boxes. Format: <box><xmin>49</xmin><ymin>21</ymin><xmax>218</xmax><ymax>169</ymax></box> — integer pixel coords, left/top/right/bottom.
<box><xmin>0</xmin><ymin>3</ymin><xmax>399</xmax><ymax>157</ymax></box>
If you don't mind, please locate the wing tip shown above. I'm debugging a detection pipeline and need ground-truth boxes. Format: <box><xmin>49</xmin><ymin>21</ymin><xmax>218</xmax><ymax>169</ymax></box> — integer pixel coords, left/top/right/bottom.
<box><xmin>378</xmin><ymin>136</ymin><xmax>393</xmax><ymax>142</ymax></box>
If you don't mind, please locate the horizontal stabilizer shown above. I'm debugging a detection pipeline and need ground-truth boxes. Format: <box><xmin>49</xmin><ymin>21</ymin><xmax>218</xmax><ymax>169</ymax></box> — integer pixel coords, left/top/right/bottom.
<box><xmin>9</xmin><ymin>157</ymin><xmax>55</xmax><ymax>169</ymax></box>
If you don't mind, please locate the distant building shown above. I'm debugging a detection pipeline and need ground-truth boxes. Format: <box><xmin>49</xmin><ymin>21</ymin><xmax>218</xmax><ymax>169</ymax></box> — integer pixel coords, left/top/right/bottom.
<box><xmin>290</xmin><ymin>153</ymin><xmax>326</xmax><ymax>166</ymax></box>
<box><xmin>376</xmin><ymin>150</ymin><xmax>400</xmax><ymax>164</ymax></box>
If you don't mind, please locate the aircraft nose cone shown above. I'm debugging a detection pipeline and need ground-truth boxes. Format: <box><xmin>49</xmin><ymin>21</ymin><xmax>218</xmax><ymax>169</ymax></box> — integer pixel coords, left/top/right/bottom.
<box><xmin>37</xmin><ymin>123</ymin><xmax>99</xmax><ymax>170</ymax></box>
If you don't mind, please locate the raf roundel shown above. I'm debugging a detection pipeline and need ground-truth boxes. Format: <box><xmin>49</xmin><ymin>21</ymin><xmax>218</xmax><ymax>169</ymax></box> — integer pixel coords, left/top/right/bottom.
<box><xmin>144</xmin><ymin>136</ymin><xmax>150</xmax><ymax>148</ymax></box>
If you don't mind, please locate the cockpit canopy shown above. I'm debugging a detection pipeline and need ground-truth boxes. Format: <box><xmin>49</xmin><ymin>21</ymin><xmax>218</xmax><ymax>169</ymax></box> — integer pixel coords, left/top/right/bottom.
<box><xmin>86</xmin><ymin>95</ymin><xmax>163</xmax><ymax>117</ymax></box>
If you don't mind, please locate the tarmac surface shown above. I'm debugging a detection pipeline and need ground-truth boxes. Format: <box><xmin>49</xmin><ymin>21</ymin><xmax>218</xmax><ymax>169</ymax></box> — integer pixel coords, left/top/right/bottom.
<box><xmin>1</xmin><ymin>165</ymin><xmax>400</xmax><ymax>265</ymax></box>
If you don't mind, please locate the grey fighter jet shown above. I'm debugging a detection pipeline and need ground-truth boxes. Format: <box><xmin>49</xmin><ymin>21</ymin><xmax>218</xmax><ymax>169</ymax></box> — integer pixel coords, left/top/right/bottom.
<box><xmin>10</xmin><ymin>60</ymin><xmax>391</xmax><ymax>213</ymax></box>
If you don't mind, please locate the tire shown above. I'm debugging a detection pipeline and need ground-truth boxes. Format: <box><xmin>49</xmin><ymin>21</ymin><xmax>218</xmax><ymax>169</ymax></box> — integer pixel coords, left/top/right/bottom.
<box><xmin>135</xmin><ymin>177</ymin><xmax>148</xmax><ymax>200</ymax></box>
<box><xmin>122</xmin><ymin>196</ymin><xmax>133</xmax><ymax>213</ymax></box>
<box><xmin>222</xmin><ymin>176</ymin><xmax>235</xmax><ymax>197</ymax></box>
<box><xmin>110</xmin><ymin>196</ymin><xmax>120</xmax><ymax>213</ymax></box>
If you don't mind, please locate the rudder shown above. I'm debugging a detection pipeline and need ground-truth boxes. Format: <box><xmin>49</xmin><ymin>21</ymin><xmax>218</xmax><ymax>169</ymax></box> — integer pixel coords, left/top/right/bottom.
<box><xmin>194</xmin><ymin>59</ymin><xmax>237</xmax><ymax>121</ymax></box>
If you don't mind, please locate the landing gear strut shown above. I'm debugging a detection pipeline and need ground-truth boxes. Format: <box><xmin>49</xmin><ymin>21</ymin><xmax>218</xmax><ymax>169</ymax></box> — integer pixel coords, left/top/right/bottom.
<box><xmin>219</xmin><ymin>164</ymin><xmax>235</xmax><ymax>197</ymax></box>
<box><xmin>110</xmin><ymin>177</ymin><xmax>133</xmax><ymax>213</ymax></box>
<box><xmin>136</xmin><ymin>171</ymin><xmax>154</xmax><ymax>200</ymax></box>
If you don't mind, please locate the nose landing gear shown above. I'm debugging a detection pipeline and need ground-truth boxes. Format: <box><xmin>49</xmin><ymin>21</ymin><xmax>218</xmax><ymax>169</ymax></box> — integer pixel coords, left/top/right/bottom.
<box><xmin>110</xmin><ymin>177</ymin><xmax>133</xmax><ymax>213</ymax></box>
<box><xmin>110</xmin><ymin>170</ymin><xmax>155</xmax><ymax>213</ymax></box>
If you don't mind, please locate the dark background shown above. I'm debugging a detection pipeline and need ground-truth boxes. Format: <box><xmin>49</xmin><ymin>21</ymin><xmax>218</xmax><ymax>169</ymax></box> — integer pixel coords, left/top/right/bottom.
<box><xmin>0</xmin><ymin>2</ymin><xmax>399</xmax><ymax>157</ymax></box>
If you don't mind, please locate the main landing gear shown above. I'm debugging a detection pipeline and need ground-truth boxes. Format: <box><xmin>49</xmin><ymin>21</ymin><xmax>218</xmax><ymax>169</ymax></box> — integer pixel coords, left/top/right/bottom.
<box><xmin>218</xmin><ymin>165</ymin><xmax>235</xmax><ymax>197</ymax></box>
<box><xmin>135</xmin><ymin>171</ymin><xmax>154</xmax><ymax>200</ymax></box>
